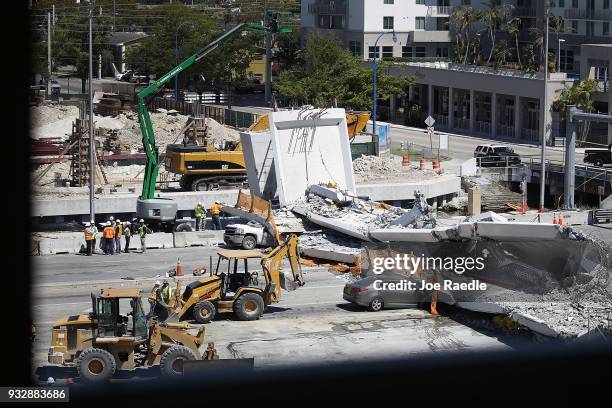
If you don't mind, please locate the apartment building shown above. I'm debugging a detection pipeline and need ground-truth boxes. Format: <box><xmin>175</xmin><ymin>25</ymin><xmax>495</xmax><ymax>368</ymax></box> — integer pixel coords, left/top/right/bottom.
<box><xmin>300</xmin><ymin>0</ymin><xmax>491</xmax><ymax>60</ymax></box>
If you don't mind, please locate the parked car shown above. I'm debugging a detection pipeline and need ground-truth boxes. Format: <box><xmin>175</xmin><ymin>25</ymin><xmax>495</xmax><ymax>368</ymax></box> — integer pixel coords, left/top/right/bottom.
<box><xmin>474</xmin><ymin>145</ymin><xmax>521</xmax><ymax>167</ymax></box>
<box><xmin>342</xmin><ymin>273</ymin><xmax>454</xmax><ymax>311</ymax></box>
<box><xmin>583</xmin><ymin>145</ymin><xmax>612</xmax><ymax>167</ymax></box>
<box><xmin>223</xmin><ymin>220</ymin><xmax>275</xmax><ymax>249</ymax></box>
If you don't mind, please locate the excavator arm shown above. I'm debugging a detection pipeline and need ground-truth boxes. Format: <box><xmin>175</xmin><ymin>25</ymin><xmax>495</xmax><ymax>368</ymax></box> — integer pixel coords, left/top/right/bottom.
<box><xmin>136</xmin><ymin>21</ymin><xmax>277</xmax><ymax>200</ymax></box>
<box><xmin>260</xmin><ymin>234</ymin><xmax>305</xmax><ymax>303</ymax></box>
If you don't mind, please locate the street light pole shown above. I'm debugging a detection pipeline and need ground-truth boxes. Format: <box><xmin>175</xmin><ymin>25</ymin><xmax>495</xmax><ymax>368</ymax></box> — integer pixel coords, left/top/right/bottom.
<box><xmin>558</xmin><ymin>38</ymin><xmax>565</xmax><ymax>72</ymax></box>
<box><xmin>175</xmin><ymin>22</ymin><xmax>195</xmax><ymax>101</ymax></box>
<box><xmin>539</xmin><ymin>9</ymin><xmax>549</xmax><ymax>212</ymax></box>
<box><xmin>88</xmin><ymin>0</ymin><xmax>95</xmax><ymax>223</ymax></box>
<box><xmin>372</xmin><ymin>30</ymin><xmax>397</xmax><ymax>137</ymax></box>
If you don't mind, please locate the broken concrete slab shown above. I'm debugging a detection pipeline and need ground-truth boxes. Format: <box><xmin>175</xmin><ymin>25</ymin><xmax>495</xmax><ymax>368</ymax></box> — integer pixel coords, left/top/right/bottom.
<box><xmin>301</xmin><ymin>247</ymin><xmax>359</xmax><ymax>264</ymax></box>
<box><xmin>240</xmin><ymin>130</ymin><xmax>277</xmax><ymax>201</ymax></box>
<box><xmin>268</xmin><ymin>108</ymin><xmax>356</xmax><ymax>206</ymax></box>
<box><xmin>355</xmin><ymin>176</ymin><xmax>460</xmax><ymax>202</ymax></box>
<box><xmin>369</xmin><ymin>228</ymin><xmax>440</xmax><ymax>242</ymax></box>
<box><xmin>292</xmin><ymin>205</ymin><xmax>371</xmax><ymax>241</ymax></box>
<box><xmin>475</xmin><ymin>222</ymin><xmax>562</xmax><ymax>241</ymax></box>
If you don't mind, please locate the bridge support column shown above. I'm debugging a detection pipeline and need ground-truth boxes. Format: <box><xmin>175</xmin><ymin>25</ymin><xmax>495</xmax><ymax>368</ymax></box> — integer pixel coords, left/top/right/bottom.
<box><xmin>563</xmin><ymin>105</ymin><xmax>576</xmax><ymax>209</ymax></box>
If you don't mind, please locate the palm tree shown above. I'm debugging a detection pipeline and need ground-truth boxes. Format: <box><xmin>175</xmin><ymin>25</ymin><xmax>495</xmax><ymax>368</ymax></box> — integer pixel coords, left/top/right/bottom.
<box><xmin>483</xmin><ymin>1</ymin><xmax>512</xmax><ymax>64</ymax></box>
<box><xmin>494</xmin><ymin>40</ymin><xmax>512</xmax><ymax>69</ymax></box>
<box><xmin>462</xmin><ymin>7</ymin><xmax>481</xmax><ymax>64</ymax></box>
<box><xmin>504</xmin><ymin>17</ymin><xmax>522</xmax><ymax>69</ymax></box>
<box><xmin>528</xmin><ymin>26</ymin><xmax>544</xmax><ymax>70</ymax></box>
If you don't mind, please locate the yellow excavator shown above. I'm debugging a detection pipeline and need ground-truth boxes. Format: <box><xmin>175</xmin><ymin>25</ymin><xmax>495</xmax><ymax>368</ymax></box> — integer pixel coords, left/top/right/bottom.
<box><xmin>168</xmin><ymin>234</ymin><xmax>304</xmax><ymax>323</ymax></box>
<box><xmin>47</xmin><ymin>288</ymin><xmax>218</xmax><ymax>382</ymax></box>
<box><xmin>163</xmin><ymin>111</ymin><xmax>370</xmax><ymax>191</ymax></box>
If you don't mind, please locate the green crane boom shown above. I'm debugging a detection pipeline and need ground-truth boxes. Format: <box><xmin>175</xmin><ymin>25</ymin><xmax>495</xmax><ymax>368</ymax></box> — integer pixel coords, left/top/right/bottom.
<box><xmin>137</xmin><ymin>21</ymin><xmax>282</xmax><ymax>200</ymax></box>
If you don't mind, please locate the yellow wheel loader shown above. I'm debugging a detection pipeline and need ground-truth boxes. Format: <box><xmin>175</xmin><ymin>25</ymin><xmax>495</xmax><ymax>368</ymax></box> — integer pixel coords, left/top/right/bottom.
<box><xmin>47</xmin><ymin>288</ymin><xmax>218</xmax><ymax>383</ymax></box>
<box><xmin>170</xmin><ymin>234</ymin><xmax>305</xmax><ymax>323</ymax></box>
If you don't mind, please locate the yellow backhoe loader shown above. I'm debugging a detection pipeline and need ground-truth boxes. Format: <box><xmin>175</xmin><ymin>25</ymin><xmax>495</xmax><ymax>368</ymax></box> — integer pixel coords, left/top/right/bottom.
<box><xmin>169</xmin><ymin>234</ymin><xmax>304</xmax><ymax>323</ymax></box>
<box><xmin>47</xmin><ymin>288</ymin><xmax>218</xmax><ymax>382</ymax></box>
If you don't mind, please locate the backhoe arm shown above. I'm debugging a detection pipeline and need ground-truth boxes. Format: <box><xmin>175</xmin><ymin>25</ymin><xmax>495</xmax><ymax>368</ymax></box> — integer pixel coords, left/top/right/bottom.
<box><xmin>261</xmin><ymin>234</ymin><xmax>305</xmax><ymax>303</ymax></box>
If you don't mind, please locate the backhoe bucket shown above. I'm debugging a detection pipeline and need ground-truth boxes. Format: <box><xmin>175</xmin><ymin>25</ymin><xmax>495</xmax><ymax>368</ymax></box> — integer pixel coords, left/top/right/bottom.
<box><xmin>280</xmin><ymin>270</ymin><xmax>299</xmax><ymax>291</ymax></box>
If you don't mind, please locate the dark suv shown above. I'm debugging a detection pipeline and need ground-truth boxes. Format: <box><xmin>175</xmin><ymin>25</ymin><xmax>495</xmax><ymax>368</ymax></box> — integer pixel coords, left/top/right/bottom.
<box><xmin>474</xmin><ymin>145</ymin><xmax>521</xmax><ymax>167</ymax></box>
<box><xmin>584</xmin><ymin>145</ymin><xmax>612</xmax><ymax>167</ymax></box>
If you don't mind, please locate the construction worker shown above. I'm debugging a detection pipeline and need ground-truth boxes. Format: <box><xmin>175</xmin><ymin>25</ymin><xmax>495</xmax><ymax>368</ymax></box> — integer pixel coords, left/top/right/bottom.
<box><xmin>102</xmin><ymin>222</ymin><xmax>115</xmax><ymax>255</ymax></box>
<box><xmin>83</xmin><ymin>222</ymin><xmax>94</xmax><ymax>256</ymax></box>
<box><xmin>146</xmin><ymin>281</ymin><xmax>161</xmax><ymax>320</ymax></box>
<box><xmin>114</xmin><ymin>219</ymin><xmax>123</xmax><ymax>254</ymax></box>
<box><xmin>195</xmin><ymin>201</ymin><xmax>205</xmax><ymax>231</ymax></box>
<box><xmin>123</xmin><ymin>221</ymin><xmax>132</xmax><ymax>253</ymax></box>
<box><xmin>138</xmin><ymin>219</ymin><xmax>152</xmax><ymax>253</ymax></box>
<box><xmin>210</xmin><ymin>200</ymin><xmax>223</xmax><ymax>230</ymax></box>
<box><xmin>84</xmin><ymin>221</ymin><xmax>98</xmax><ymax>256</ymax></box>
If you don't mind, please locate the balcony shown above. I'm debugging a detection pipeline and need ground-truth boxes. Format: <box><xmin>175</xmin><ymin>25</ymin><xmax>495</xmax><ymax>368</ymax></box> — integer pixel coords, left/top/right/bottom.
<box><xmin>427</xmin><ymin>6</ymin><xmax>453</xmax><ymax>17</ymax></box>
<box><xmin>308</xmin><ymin>0</ymin><xmax>346</xmax><ymax>15</ymax></box>
<box><xmin>564</xmin><ymin>9</ymin><xmax>611</xmax><ymax>21</ymax></box>
<box><xmin>409</xmin><ymin>30</ymin><xmax>451</xmax><ymax>43</ymax></box>
<box><xmin>597</xmin><ymin>80</ymin><xmax>609</xmax><ymax>93</ymax></box>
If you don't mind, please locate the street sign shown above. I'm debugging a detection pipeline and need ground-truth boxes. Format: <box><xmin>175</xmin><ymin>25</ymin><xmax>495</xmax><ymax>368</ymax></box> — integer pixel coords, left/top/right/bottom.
<box><xmin>439</xmin><ymin>133</ymin><xmax>448</xmax><ymax>150</ymax></box>
<box><xmin>425</xmin><ymin>115</ymin><xmax>436</xmax><ymax>127</ymax></box>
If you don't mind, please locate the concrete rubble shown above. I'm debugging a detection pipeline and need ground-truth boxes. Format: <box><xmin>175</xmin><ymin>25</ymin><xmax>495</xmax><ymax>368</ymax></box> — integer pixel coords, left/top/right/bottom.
<box><xmin>237</xmin><ymin>107</ymin><xmax>612</xmax><ymax>340</ymax></box>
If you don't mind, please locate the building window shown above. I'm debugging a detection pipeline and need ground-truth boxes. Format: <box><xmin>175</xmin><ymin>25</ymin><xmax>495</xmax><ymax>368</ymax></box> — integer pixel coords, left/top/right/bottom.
<box><xmin>416</xmin><ymin>0</ymin><xmax>425</xmax><ymax>4</ymax></box>
<box><xmin>587</xmin><ymin>21</ymin><xmax>594</xmax><ymax>36</ymax></box>
<box><xmin>384</xmin><ymin>0</ymin><xmax>394</xmax><ymax>3</ymax></box>
<box><xmin>571</xmin><ymin>20</ymin><xmax>578</xmax><ymax>33</ymax></box>
<box><xmin>461</xmin><ymin>0</ymin><xmax>471</xmax><ymax>5</ymax></box>
<box><xmin>436</xmin><ymin>47</ymin><xmax>449</xmax><ymax>58</ymax></box>
<box><xmin>318</xmin><ymin>14</ymin><xmax>344</xmax><ymax>29</ymax></box>
<box><xmin>604</xmin><ymin>22</ymin><xmax>610</xmax><ymax>36</ymax></box>
<box><xmin>415</xmin><ymin>16</ymin><xmax>425</xmax><ymax>29</ymax></box>
<box><xmin>436</xmin><ymin>17</ymin><xmax>449</xmax><ymax>31</ymax></box>
<box><xmin>402</xmin><ymin>46</ymin><xmax>413</xmax><ymax>58</ymax></box>
<box><xmin>560</xmin><ymin>50</ymin><xmax>574</xmax><ymax>73</ymax></box>
<box><xmin>558</xmin><ymin>0</ymin><xmax>564</xmax><ymax>6</ymax></box>
<box><xmin>383</xmin><ymin>16</ymin><xmax>394</xmax><ymax>30</ymax></box>
<box><xmin>369</xmin><ymin>46</ymin><xmax>380</xmax><ymax>60</ymax></box>
<box><xmin>415</xmin><ymin>47</ymin><xmax>426</xmax><ymax>57</ymax></box>
<box><xmin>382</xmin><ymin>46</ymin><xmax>394</xmax><ymax>59</ymax></box>
<box><xmin>605</xmin><ymin>0</ymin><xmax>610</xmax><ymax>9</ymax></box>
<box><xmin>349</xmin><ymin>41</ymin><xmax>362</xmax><ymax>57</ymax></box>
<box><xmin>572</xmin><ymin>0</ymin><xmax>578</xmax><ymax>7</ymax></box>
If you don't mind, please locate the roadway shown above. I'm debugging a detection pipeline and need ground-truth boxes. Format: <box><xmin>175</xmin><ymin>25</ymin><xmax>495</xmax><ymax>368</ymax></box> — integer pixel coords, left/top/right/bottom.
<box><xmin>32</xmin><ymin>245</ymin><xmax>533</xmax><ymax>382</ymax></box>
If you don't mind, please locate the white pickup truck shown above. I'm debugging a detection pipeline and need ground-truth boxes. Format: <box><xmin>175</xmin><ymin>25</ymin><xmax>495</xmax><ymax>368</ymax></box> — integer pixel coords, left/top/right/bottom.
<box><xmin>223</xmin><ymin>220</ymin><xmax>275</xmax><ymax>249</ymax></box>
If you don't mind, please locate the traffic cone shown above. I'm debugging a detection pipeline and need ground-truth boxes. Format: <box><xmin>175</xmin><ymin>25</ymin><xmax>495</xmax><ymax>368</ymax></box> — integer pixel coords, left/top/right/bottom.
<box><xmin>402</xmin><ymin>153</ymin><xmax>410</xmax><ymax>167</ymax></box>
<box><xmin>552</xmin><ymin>213</ymin><xmax>558</xmax><ymax>224</ymax></box>
<box><xmin>558</xmin><ymin>214</ymin><xmax>564</xmax><ymax>225</ymax></box>
<box><xmin>419</xmin><ymin>159</ymin><xmax>426</xmax><ymax>170</ymax></box>
<box><xmin>176</xmin><ymin>257</ymin><xmax>183</xmax><ymax>276</ymax></box>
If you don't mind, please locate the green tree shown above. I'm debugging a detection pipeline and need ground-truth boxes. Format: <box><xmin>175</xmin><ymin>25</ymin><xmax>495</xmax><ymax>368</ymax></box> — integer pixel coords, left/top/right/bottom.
<box><xmin>494</xmin><ymin>40</ymin><xmax>512</xmax><ymax>69</ymax></box>
<box><xmin>552</xmin><ymin>79</ymin><xmax>599</xmax><ymax>142</ymax></box>
<box><xmin>503</xmin><ymin>17</ymin><xmax>522</xmax><ymax>69</ymax></box>
<box><xmin>449</xmin><ymin>6</ymin><xmax>482</xmax><ymax>65</ymax></box>
<box><xmin>124</xmin><ymin>4</ymin><xmax>257</xmax><ymax>97</ymax></box>
<box><xmin>275</xmin><ymin>35</ymin><xmax>412</xmax><ymax>110</ymax></box>
<box><xmin>482</xmin><ymin>1</ymin><xmax>512</xmax><ymax>64</ymax></box>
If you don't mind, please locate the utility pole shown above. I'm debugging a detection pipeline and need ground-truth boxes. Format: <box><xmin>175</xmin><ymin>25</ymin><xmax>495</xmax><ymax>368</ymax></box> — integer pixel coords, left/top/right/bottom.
<box><xmin>47</xmin><ymin>11</ymin><xmax>52</xmax><ymax>95</ymax></box>
<box><xmin>113</xmin><ymin>0</ymin><xmax>115</xmax><ymax>31</ymax></box>
<box><xmin>88</xmin><ymin>0</ymin><xmax>95</xmax><ymax>223</ymax></box>
<box><xmin>264</xmin><ymin>0</ymin><xmax>273</xmax><ymax>108</ymax></box>
<box><xmin>539</xmin><ymin>9</ymin><xmax>549</xmax><ymax>212</ymax></box>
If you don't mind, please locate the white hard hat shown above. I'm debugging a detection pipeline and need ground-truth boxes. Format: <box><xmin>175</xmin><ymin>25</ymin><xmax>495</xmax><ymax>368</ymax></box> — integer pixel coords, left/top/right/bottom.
<box><xmin>198</xmin><ymin>201</ymin><xmax>202</xmax><ymax>206</ymax></box>
<box><xmin>155</xmin><ymin>280</ymin><xmax>161</xmax><ymax>286</ymax></box>
<box><xmin>90</xmin><ymin>220</ymin><xmax>95</xmax><ymax>224</ymax></box>
<box><xmin>125</xmin><ymin>221</ymin><xmax>131</xmax><ymax>225</ymax></box>
<box><xmin>215</xmin><ymin>200</ymin><xmax>221</xmax><ymax>204</ymax></box>
<box><xmin>47</xmin><ymin>377</ymin><xmax>55</xmax><ymax>385</ymax></box>
<box><xmin>109</xmin><ymin>216</ymin><xmax>114</xmax><ymax>221</ymax></box>
<box><xmin>140</xmin><ymin>219</ymin><xmax>144</xmax><ymax>223</ymax></box>
<box><xmin>116</xmin><ymin>219</ymin><xmax>121</xmax><ymax>223</ymax></box>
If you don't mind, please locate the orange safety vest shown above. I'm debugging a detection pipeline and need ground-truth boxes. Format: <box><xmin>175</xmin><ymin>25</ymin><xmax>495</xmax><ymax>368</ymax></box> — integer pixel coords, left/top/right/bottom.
<box><xmin>84</xmin><ymin>227</ymin><xmax>94</xmax><ymax>241</ymax></box>
<box><xmin>116</xmin><ymin>223</ymin><xmax>123</xmax><ymax>237</ymax></box>
<box><xmin>211</xmin><ymin>203</ymin><xmax>222</xmax><ymax>215</ymax></box>
<box><xmin>103</xmin><ymin>226</ymin><xmax>115</xmax><ymax>239</ymax></box>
